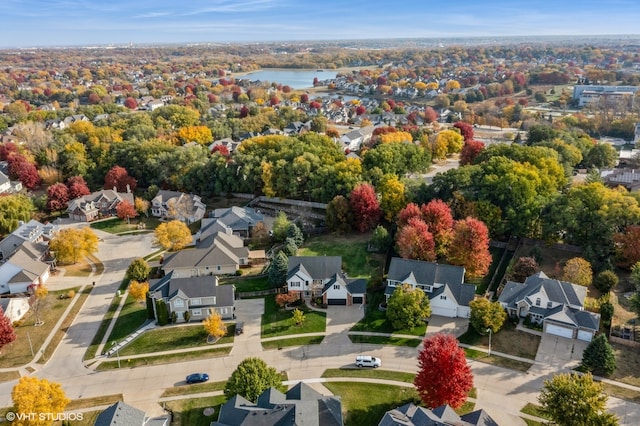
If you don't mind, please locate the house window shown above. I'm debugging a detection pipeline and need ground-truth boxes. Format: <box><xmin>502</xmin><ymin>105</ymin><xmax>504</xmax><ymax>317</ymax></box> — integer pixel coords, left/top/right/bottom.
<box><xmin>535</xmin><ymin>298</ymin><xmax>541</xmax><ymax>306</ymax></box>
<box><xmin>219</xmin><ymin>307</ymin><xmax>227</xmax><ymax>315</ymax></box>
<box><xmin>290</xmin><ymin>282</ymin><xmax>301</xmax><ymax>288</ymax></box>
<box><xmin>333</xmin><ymin>284</ymin><xmax>340</xmax><ymax>290</ymax></box>
<box><xmin>547</xmin><ymin>302</ymin><xmax>552</xmax><ymax>308</ymax></box>
<box><xmin>192</xmin><ymin>298</ymin><xmax>202</xmax><ymax>306</ymax></box>
<box><xmin>217</xmin><ymin>266</ymin><xmax>221</xmax><ymax>271</ymax></box>
<box><xmin>174</xmin><ymin>299</ymin><xmax>184</xmax><ymax>307</ymax></box>
<box><xmin>191</xmin><ymin>309</ymin><xmax>202</xmax><ymax>316</ymax></box>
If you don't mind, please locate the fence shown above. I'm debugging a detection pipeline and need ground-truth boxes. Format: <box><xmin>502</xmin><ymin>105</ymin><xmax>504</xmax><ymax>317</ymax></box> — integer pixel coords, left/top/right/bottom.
<box><xmin>610</xmin><ymin>335</ymin><xmax>640</xmax><ymax>348</ymax></box>
<box><xmin>236</xmin><ymin>287</ymin><xmax>285</xmax><ymax>299</ymax></box>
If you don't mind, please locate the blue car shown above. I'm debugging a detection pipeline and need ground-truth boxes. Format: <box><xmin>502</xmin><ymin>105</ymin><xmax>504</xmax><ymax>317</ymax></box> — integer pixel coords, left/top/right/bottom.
<box><xmin>186</xmin><ymin>373</ymin><xmax>209</xmax><ymax>384</ymax></box>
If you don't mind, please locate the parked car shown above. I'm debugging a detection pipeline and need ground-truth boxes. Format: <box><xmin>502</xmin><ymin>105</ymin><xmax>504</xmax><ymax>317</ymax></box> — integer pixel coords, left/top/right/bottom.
<box><xmin>355</xmin><ymin>355</ymin><xmax>381</xmax><ymax>368</ymax></box>
<box><xmin>235</xmin><ymin>321</ymin><xmax>244</xmax><ymax>335</ymax></box>
<box><xmin>186</xmin><ymin>373</ymin><xmax>209</xmax><ymax>384</ymax></box>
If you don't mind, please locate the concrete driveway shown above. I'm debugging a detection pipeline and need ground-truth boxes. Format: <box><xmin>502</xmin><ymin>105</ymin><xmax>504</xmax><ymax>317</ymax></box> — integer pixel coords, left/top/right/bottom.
<box><xmin>535</xmin><ymin>333</ymin><xmax>588</xmax><ymax>366</ymax></box>
<box><xmin>426</xmin><ymin>315</ymin><xmax>469</xmax><ymax>337</ymax></box>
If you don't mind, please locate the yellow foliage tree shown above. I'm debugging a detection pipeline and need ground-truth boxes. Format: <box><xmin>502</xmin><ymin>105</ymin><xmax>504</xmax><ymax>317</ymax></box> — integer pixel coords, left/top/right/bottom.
<box><xmin>128</xmin><ymin>280</ymin><xmax>149</xmax><ymax>304</ymax></box>
<box><xmin>154</xmin><ymin>220</ymin><xmax>192</xmax><ymax>251</ymax></box>
<box><xmin>49</xmin><ymin>227</ymin><xmax>99</xmax><ymax>264</ymax></box>
<box><xmin>445</xmin><ymin>80</ymin><xmax>461</xmax><ymax>91</ymax></box>
<box><xmin>134</xmin><ymin>197</ymin><xmax>150</xmax><ymax>217</ymax></box>
<box><xmin>292</xmin><ymin>308</ymin><xmax>305</xmax><ymax>326</ymax></box>
<box><xmin>562</xmin><ymin>257</ymin><xmax>593</xmax><ymax>287</ymax></box>
<box><xmin>11</xmin><ymin>376</ymin><xmax>69</xmax><ymax>426</ymax></box>
<box><xmin>203</xmin><ymin>311</ymin><xmax>227</xmax><ymax>340</ymax></box>
<box><xmin>176</xmin><ymin>125</ymin><xmax>213</xmax><ymax>145</ymax></box>
<box><xmin>380</xmin><ymin>131</ymin><xmax>413</xmax><ymax>144</ymax></box>
<box><xmin>435</xmin><ymin>129</ymin><xmax>464</xmax><ymax>155</ymax></box>
<box><xmin>379</xmin><ymin>174</ymin><xmax>406</xmax><ymax>222</ymax></box>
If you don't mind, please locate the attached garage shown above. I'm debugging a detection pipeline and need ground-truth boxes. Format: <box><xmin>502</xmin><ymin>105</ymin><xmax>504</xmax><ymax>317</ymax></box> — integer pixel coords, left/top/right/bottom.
<box><xmin>327</xmin><ymin>299</ymin><xmax>347</xmax><ymax>305</ymax></box>
<box><xmin>545</xmin><ymin>323</ymin><xmax>574</xmax><ymax>339</ymax></box>
<box><xmin>352</xmin><ymin>296</ymin><xmax>364</xmax><ymax>304</ymax></box>
<box><xmin>577</xmin><ymin>330</ymin><xmax>594</xmax><ymax>342</ymax></box>
<box><xmin>431</xmin><ymin>306</ymin><xmax>457</xmax><ymax>318</ymax></box>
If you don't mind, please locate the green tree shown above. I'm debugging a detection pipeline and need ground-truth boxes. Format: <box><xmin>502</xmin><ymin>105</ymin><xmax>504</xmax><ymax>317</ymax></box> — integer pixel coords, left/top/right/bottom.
<box><xmin>593</xmin><ymin>270</ymin><xmax>619</xmax><ymax>294</ymax></box>
<box><xmin>326</xmin><ymin>195</ymin><xmax>353</xmax><ymax>233</ymax></box>
<box><xmin>224</xmin><ymin>357</ymin><xmax>285</xmax><ymax>402</ymax></box>
<box><xmin>282</xmin><ymin>237</ymin><xmax>298</xmax><ymax>257</ymax></box>
<box><xmin>126</xmin><ymin>258</ymin><xmax>151</xmax><ymax>282</ymax></box>
<box><xmin>269</xmin><ymin>251</ymin><xmax>289</xmax><ymax>286</ymax></box>
<box><xmin>272</xmin><ymin>211</ymin><xmax>290</xmax><ymax>242</ymax></box>
<box><xmin>582</xmin><ymin>334</ymin><xmax>616</xmax><ymax>376</ymax></box>
<box><xmin>370</xmin><ymin>225</ymin><xmax>392</xmax><ymax>252</ymax></box>
<box><xmin>539</xmin><ymin>372</ymin><xmax>618</xmax><ymax>426</ymax></box>
<box><xmin>583</xmin><ymin>143</ymin><xmax>618</xmax><ymax>170</ymax></box>
<box><xmin>386</xmin><ymin>284</ymin><xmax>431</xmax><ymax>330</ymax></box>
<box><xmin>286</xmin><ymin>223</ymin><xmax>304</xmax><ymax>247</ymax></box>
<box><xmin>469</xmin><ymin>298</ymin><xmax>507</xmax><ymax>334</ymax></box>
<box><xmin>156</xmin><ymin>299</ymin><xmax>168</xmax><ymax>325</ymax></box>
<box><xmin>0</xmin><ymin>194</ymin><xmax>33</xmax><ymax>235</ymax></box>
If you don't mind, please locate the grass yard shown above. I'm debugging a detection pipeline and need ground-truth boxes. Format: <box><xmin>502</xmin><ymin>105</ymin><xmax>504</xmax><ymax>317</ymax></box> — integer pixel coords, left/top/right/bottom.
<box><xmin>119</xmin><ymin>324</ymin><xmax>234</xmax><ymax>356</ymax></box>
<box><xmin>105</xmin><ymin>294</ymin><xmax>148</xmax><ymax>344</ymax></box>
<box><xmin>96</xmin><ymin>346</ymin><xmax>231</xmax><ymax>370</ymax></box>
<box><xmin>0</xmin><ymin>288</ymin><xmax>79</xmax><ymax>368</ymax></box>
<box><xmin>90</xmin><ymin>217</ymin><xmax>161</xmax><ymax>234</ymax></box>
<box><xmin>521</xmin><ymin>403</ymin><xmax>550</xmax><ymax>420</ymax></box>
<box><xmin>350</xmin><ymin>293</ymin><xmax>426</xmax><ymax>336</ymax></box>
<box><xmin>324</xmin><ymin>382</ymin><xmax>421</xmax><ymax>426</ymax></box>
<box><xmin>297</xmin><ymin>232</ymin><xmax>384</xmax><ymax>279</ymax></box>
<box><xmin>220</xmin><ymin>275</ymin><xmax>272</xmax><ymax>293</ymax></box>
<box><xmin>458</xmin><ymin>321</ymin><xmax>540</xmax><ymax>360</ymax></box>
<box><xmin>261</xmin><ymin>295</ymin><xmax>326</xmax><ymax>338</ymax></box>
<box><xmin>607</xmin><ymin>342</ymin><xmax>640</xmax><ymax>388</ymax></box>
<box><xmin>0</xmin><ymin>371</ymin><xmax>20</xmax><ymax>383</ymax></box>
<box><xmin>511</xmin><ymin>240</ymin><xmax>578</xmax><ymax>280</ymax></box>
<box><xmin>262</xmin><ymin>335</ymin><xmax>324</xmax><ymax>349</ymax></box>
<box><xmin>322</xmin><ymin>368</ymin><xmax>416</xmax><ymax>383</ymax></box>
<box><xmin>161</xmin><ymin>381</ymin><xmax>226</xmax><ymax>398</ymax></box>
<box><xmin>600</xmin><ymin>381</ymin><xmax>640</xmax><ymax>403</ymax></box>
<box><xmin>163</xmin><ymin>395</ymin><xmax>226</xmax><ymax>426</ymax></box>
<box><xmin>464</xmin><ymin>348</ymin><xmax>533</xmax><ymax>372</ymax></box>
<box><xmin>84</xmin><ymin>292</ymin><xmax>124</xmax><ymax>360</ymax></box>
<box><xmin>65</xmin><ymin>394</ymin><xmax>123</xmax><ymax>411</ymax></box>
<box><xmin>348</xmin><ymin>334</ymin><xmax>423</xmax><ymax>347</ymax></box>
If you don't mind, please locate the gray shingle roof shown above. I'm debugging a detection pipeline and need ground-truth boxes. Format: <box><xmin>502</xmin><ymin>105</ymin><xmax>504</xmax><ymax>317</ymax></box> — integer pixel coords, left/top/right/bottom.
<box><xmin>378</xmin><ymin>403</ymin><xmax>499</xmax><ymax>426</ymax></box>
<box><xmin>149</xmin><ymin>273</ymin><xmax>234</xmax><ymax>307</ymax></box>
<box><xmin>287</xmin><ymin>256</ymin><xmax>342</xmax><ymax>281</ymax></box>
<box><xmin>94</xmin><ymin>401</ymin><xmax>146</xmax><ymax>426</ymax></box>
<box><xmin>211</xmin><ymin>206</ymin><xmax>264</xmax><ymax>231</ymax></box>
<box><xmin>321</xmin><ymin>274</ymin><xmax>367</xmax><ymax>296</ymax></box>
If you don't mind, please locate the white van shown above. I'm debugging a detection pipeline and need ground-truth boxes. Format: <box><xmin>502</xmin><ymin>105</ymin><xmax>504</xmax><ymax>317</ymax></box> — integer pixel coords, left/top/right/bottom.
<box><xmin>355</xmin><ymin>355</ymin><xmax>381</xmax><ymax>368</ymax></box>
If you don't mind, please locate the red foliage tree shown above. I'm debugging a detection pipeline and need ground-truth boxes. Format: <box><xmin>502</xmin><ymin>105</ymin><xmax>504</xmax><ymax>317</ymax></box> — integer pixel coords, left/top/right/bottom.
<box><xmin>421</xmin><ymin>199</ymin><xmax>454</xmax><ymax>256</ymax></box>
<box><xmin>211</xmin><ymin>145</ymin><xmax>230</xmax><ymax>157</ymax></box>
<box><xmin>46</xmin><ymin>183</ymin><xmax>70</xmax><ymax>212</ymax></box>
<box><xmin>396</xmin><ymin>217</ymin><xmax>436</xmax><ymax>261</ymax></box>
<box><xmin>355</xmin><ymin>105</ymin><xmax>366</xmax><ymax>115</ymax></box>
<box><xmin>275</xmin><ymin>292</ymin><xmax>299</xmax><ymax>308</ymax></box>
<box><xmin>453</xmin><ymin>121</ymin><xmax>474</xmax><ymax>141</ymax></box>
<box><xmin>424</xmin><ymin>107</ymin><xmax>438</xmax><ymax>123</ymax></box>
<box><xmin>124</xmin><ymin>97</ymin><xmax>138</xmax><ymax>109</ymax></box>
<box><xmin>459</xmin><ymin>140</ymin><xmax>485</xmax><ymax>166</ymax></box>
<box><xmin>0</xmin><ymin>142</ymin><xmax>18</xmax><ymax>161</ymax></box>
<box><xmin>448</xmin><ymin>217</ymin><xmax>492</xmax><ymax>278</ymax></box>
<box><xmin>66</xmin><ymin>176</ymin><xmax>91</xmax><ymax>199</ymax></box>
<box><xmin>116</xmin><ymin>200</ymin><xmax>138</xmax><ymax>222</ymax></box>
<box><xmin>104</xmin><ymin>165</ymin><xmax>136</xmax><ymax>192</ymax></box>
<box><xmin>349</xmin><ymin>183</ymin><xmax>382</xmax><ymax>233</ymax></box>
<box><xmin>397</xmin><ymin>203</ymin><xmax>423</xmax><ymax>228</ymax></box>
<box><xmin>300</xmin><ymin>94</ymin><xmax>309</xmax><ymax>104</ymax></box>
<box><xmin>269</xmin><ymin>96</ymin><xmax>280</xmax><ymax>106</ymax></box>
<box><xmin>8</xmin><ymin>154</ymin><xmax>40</xmax><ymax>189</ymax></box>
<box><xmin>614</xmin><ymin>225</ymin><xmax>640</xmax><ymax>269</ymax></box>
<box><xmin>414</xmin><ymin>333</ymin><xmax>473</xmax><ymax>409</ymax></box>
<box><xmin>0</xmin><ymin>306</ymin><xmax>17</xmax><ymax>352</ymax></box>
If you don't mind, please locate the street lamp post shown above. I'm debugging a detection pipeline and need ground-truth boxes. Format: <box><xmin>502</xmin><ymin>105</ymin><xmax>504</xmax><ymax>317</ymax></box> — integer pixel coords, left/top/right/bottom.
<box><xmin>112</xmin><ymin>341</ymin><xmax>121</xmax><ymax>368</ymax></box>
<box><xmin>486</xmin><ymin>328</ymin><xmax>492</xmax><ymax>357</ymax></box>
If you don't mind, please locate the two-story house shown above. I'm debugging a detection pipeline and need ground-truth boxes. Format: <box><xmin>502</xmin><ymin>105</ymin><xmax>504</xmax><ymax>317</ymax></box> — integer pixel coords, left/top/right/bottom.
<box><xmin>498</xmin><ymin>271</ymin><xmax>600</xmax><ymax>341</ymax></box>
<box><xmin>148</xmin><ymin>272</ymin><xmax>235</xmax><ymax>322</ymax></box>
<box><xmin>151</xmin><ymin>190</ymin><xmax>206</xmax><ymax>224</ymax></box>
<box><xmin>286</xmin><ymin>256</ymin><xmax>366</xmax><ymax>305</ymax></box>
<box><xmin>67</xmin><ymin>189</ymin><xmax>134</xmax><ymax>222</ymax></box>
<box><xmin>209</xmin><ymin>206</ymin><xmax>264</xmax><ymax>239</ymax></box>
<box><xmin>385</xmin><ymin>258</ymin><xmax>476</xmax><ymax>318</ymax></box>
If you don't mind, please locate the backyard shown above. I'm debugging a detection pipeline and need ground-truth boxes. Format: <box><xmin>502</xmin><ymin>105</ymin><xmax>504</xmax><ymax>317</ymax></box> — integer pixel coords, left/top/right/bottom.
<box><xmin>350</xmin><ymin>292</ymin><xmax>427</xmax><ymax>336</ymax></box>
<box><xmin>89</xmin><ymin>216</ymin><xmax>161</xmax><ymax>234</ymax></box>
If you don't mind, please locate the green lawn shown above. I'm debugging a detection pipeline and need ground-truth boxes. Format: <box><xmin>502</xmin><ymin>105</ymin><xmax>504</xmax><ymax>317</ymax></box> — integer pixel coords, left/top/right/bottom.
<box><xmin>105</xmin><ymin>294</ymin><xmax>149</xmax><ymax>344</ymax></box>
<box><xmin>220</xmin><ymin>275</ymin><xmax>272</xmax><ymax>292</ymax></box>
<box><xmin>164</xmin><ymin>395</ymin><xmax>226</xmax><ymax>426</ymax></box>
<box><xmin>262</xmin><ymin>335</ymin><xmax>324</xmax><ymax>349</ymax></box>
<box><xmin>161</xmin><ymin>381</ymin><xmax>226</xmax><ymax>398</ymax></box>
<box><xmin>261</xmin><ymin>295</ymin><xmax>326</xmax><ymax>338</ymax></box>
<box><xmin>119</xmin><ymin>324</ymin><xmax>234</xmax><ymax>356</ymax></box>
<box><xmin>96</xmin><ymin>347</ymin><xmax>231</xmax><ymax>370</ymax></box>
<box><xmin>297</xmin><ymin>233</ymin><xmax>384</xmax><ymax>279</ymax></box>
<box><xmin>350</xmin><ymin>293</ymin><xmax>426</xmax><ymax>336</ymax></box>
<box><xmin>463</xmin><ymin>348</ymin><xmax>533</xmax><ymax>372</ymax></box>
<box><xmin>85</xmin><ymin>291</ymin><xmax>124</xmax><ymax>360</ymax></box>
<box><xmin>521</xmin><ymin>403</ymin><xmax>550</xmax><ymax>420</ymax></box>
<box><xmin>90</xmin><ymin>217</ymin><xmax>161</xmax><ymax>234</ymax></box>
<box><xmin>348</xmin><ymin>334</ymin><xmax>423</xmax><ymax>347</ymax></box>
<box><xmin>324</xmin><ymin>382</ymin><xmax>420</xmax><ymax>426</ymax></box>
<box><xmin>458</xmin><ymin>321</ymin><xmax>540</xmax><ymax>360</ymax></box>
<box><xmin>322</xmin><ymin>369</ymin><xmax>416</xmax><ymax>383</ymax></box>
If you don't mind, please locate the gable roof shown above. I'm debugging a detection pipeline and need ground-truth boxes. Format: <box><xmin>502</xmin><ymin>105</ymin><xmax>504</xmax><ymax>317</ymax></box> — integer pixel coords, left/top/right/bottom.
<box><xmin>287</xmin><ymin>256</ymin><xmax>342</xmax><ymax>281</ymax></box>
<box><xmin>386</xmin><ymin>258</ymin><xmax>475</xmax><ymax>307</ymax></box>
<box><xmin>321</xmin><ymin>274</ymin><xmax>367</xmax><ymax>295</ymax></box>
<box><xmin>378</xmin><ymin>402</ymin><xmax>499</xmax><ymax>426</ymax></box>
<box><xmin>162</xmin><ymin>231</ymin><xmax>247</xmax><ymax>271</ymax></box>
<box><xmin>67</xmin><ymin>189</ymin><xmax>133</xmax><ymax>213</ymax></box>
<box><xmin>149</xmin><ymin>273</ymin><xmax>234</xmax><ymax>307</ymax></box>
<box><xmin>94</xmin><ymin>401</ymin><xmax>146</xmax><ymax>426</ymax></box>
<box><xmin>498</xmin><ymin>271</ymin><xmax>586</xmax><ymax>310</ymax></box>
<box><xmin>211</xmin><ymin>206</ymin><xmax>264</xmax><ymax>231</ymax></box>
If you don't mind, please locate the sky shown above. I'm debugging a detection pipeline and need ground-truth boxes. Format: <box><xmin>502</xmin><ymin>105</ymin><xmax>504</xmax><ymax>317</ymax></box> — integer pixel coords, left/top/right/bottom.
<box><xmin>1</xmin><ymin>0</ymin><xmax>640</xmax><ymax>48</ymax></box>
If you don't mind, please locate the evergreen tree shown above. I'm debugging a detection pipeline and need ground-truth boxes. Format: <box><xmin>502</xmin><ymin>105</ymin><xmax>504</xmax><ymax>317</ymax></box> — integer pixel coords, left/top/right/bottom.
<box><xmin>582</xmin><ymin>334</ymin><xmax>616</xmax><ymax>376</ymax></box>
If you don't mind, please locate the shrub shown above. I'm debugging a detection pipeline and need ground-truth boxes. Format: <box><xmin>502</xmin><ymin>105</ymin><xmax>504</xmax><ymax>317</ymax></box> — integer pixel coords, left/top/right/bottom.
<box><xmin>67</xmin><ymin>290</ymin><xmax>76</xmax><ymax>299</ymax></box>
<box><xmin>170</xmin><ymin>311</ymin><xmax>177</xmax><ymax>324</ymax></box>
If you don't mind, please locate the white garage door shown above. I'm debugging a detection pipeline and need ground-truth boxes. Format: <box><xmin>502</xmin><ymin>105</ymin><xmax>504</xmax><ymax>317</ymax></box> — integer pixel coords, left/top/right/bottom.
<box><xmin>546</xmin><ymin>324</ymin><xmax>574</xmax><ymax>339</ymax></box>
<box><xmin>577</xmin><ymin>330</ymin><xmax>594</xmax><ymax>342</ymax></box>
<box><xmin>431</xmin><ymin>306</ymin><xmax>457</xmax><ymax>318</ymax></box>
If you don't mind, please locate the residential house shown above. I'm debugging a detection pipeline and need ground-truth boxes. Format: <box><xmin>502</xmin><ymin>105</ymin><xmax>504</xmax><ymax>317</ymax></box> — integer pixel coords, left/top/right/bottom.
<box><xmin>0</xmin><ymin>219</ymin><xmax>59</xmax><ymax>262</ymax></box>
<box><xmin>148</xmin><ymin>272</ymin><xmax>235</xmax><ymax>322</ymax></box>
<box><xmin>0</xmin><ymin>297</ymin><xmax>30</xmax><ymax>323</ymax></box>
<box><xmin>602</xmin><ymin>168</ymin><xmax>640</xmax><ymax>191</ymax></box>
<box><xmin>94</xmin><ymin>401</ymin><xmax>170</xmax><ymax>426</ymax></box>
<box><xmin>67</xmin><ymin>189</ymin><xmax>134</xmax><ymax>222</ymax></box>
<box><xmin>339</xmin><ymin>125</ymin><xmax>374</xmax><ymax>152</ymax></box>
<box><xmin>498</xmin><ymin>271</ymin><xmax>600</xmax><ymax>341</ymax></box>
<box><xmin>209</xmin><ymin>206</ymin><xmax>264</xmax><ymax>238</ymax></box>
<box><xmin>378</xmin><ymin>402</ymin><xmax>498</xmax><ymax>426</ymax></box>
<box><xmin>0</xmin><ymin>170</ymin><xmax>22</xmax><ymax>194</ymax></box>
<box><xmin>162</xmin><ymin>229</ymin><xmax>253</xmax><ymax>277</ymax></box>
<box><xmin>385</xmin><ymin>258</ymin><xmax>476</xmax><ymax>318</ymax></box>
<box><xmin>213</xmin><ymin>382</ymin><xmax>343</xmax><ymax>426</ymax></box>
<box><xmin>208</xmin><ymin>137</ymin><xmax>240</xmax><ymax>153</ymax></box>
<box><xmin>151</xmin><ymin>190</ymin><xmax>206</xmax><ymax>224</ymax></box>
<box><xmin>0</xmin><ymin>248</ymin><xmax>51</xmax><ymax>294</ymax></box>
<box><xmin>286</xmin><ymin>256</ymin><xmax>366</xmax><ymax>305</ymax></box>
<box><xmin>635</xmin><ymin>122</ymin><xmax>640</xmax><ymax>145</ymax></box>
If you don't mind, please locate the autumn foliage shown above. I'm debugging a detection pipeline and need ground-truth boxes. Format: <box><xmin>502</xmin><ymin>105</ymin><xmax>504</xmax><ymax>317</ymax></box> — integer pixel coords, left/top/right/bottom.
<box><xmin>116</xmin><ymin>200</ymin><xmax>138</xmax><ymax>222</ymax></box>
<box><xmin>396</xmin><ymin>218</ymin><xmax>436</xmax><ymax>261</ymax></box>
<box><xmin>349</xmin><ymin>183</ymin><xmax>382</xmax><ymax>233</ymax></box>
<box><xmin>448</xmin><ymin>217</ymin><xmax>492</xmax><ymax>278</ymax></box>
<box><xmin>104</xmin><ymin>165</ymin><xmax>136</xmax><ymax>192</ymax></box>
<box><xmin>414</xmin><ymin>333</ymin><xmax>473</xmax><ymax>409</ymax></box>
<box><xmin>0</xmin><ymin>306</ymin><xmax>17</xmax><ymax>352</ymax></box>
<box><xmin>459</xmin><ymin>140</ymin><xmax>485</xmax><ymax>166</ymax></box>
<box><xmin>203</xmin><ymin>311</ymin><xmax>227</xmax><ymax>340</ymax></box>
<box><xmin>12</xmin><ymin>377</ymin><xmax>69</xmax><ymax>426</ymax></box>
<box><xmin>614</xmin><ymin>225</ymin><xmax>640</xmax><ymax>269</ymax></box>
<box><xmin>275</xmin><ymin>292</ymin><xmax>299</xmax><ymax>308</ymax></box>
<box><xmin>128</xmin><ymin>280</ymin><xmax>149</xmax><ymax>304</ymax></box>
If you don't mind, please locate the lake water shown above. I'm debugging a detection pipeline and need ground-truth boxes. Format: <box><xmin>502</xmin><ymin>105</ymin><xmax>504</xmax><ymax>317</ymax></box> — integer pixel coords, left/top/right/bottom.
<box><xmin>235</xmin><ymin>69</ymin><xmax>338</xmax><ymax>89</ymax></box>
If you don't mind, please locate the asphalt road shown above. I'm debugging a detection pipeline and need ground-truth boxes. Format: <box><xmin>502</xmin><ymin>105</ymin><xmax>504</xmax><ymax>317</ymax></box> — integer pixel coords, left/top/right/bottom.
<box><xmin>1</xmin><ymin>229</ymin><xmax>639</xmax><ymax>425</ymax></box>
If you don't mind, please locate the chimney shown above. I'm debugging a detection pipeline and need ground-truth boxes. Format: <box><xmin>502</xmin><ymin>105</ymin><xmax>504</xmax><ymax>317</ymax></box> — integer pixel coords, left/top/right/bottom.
<box><xmin>126</xmin><ymin>184</ymin><xmax>131</xmax><ymax>193</ymax></box>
